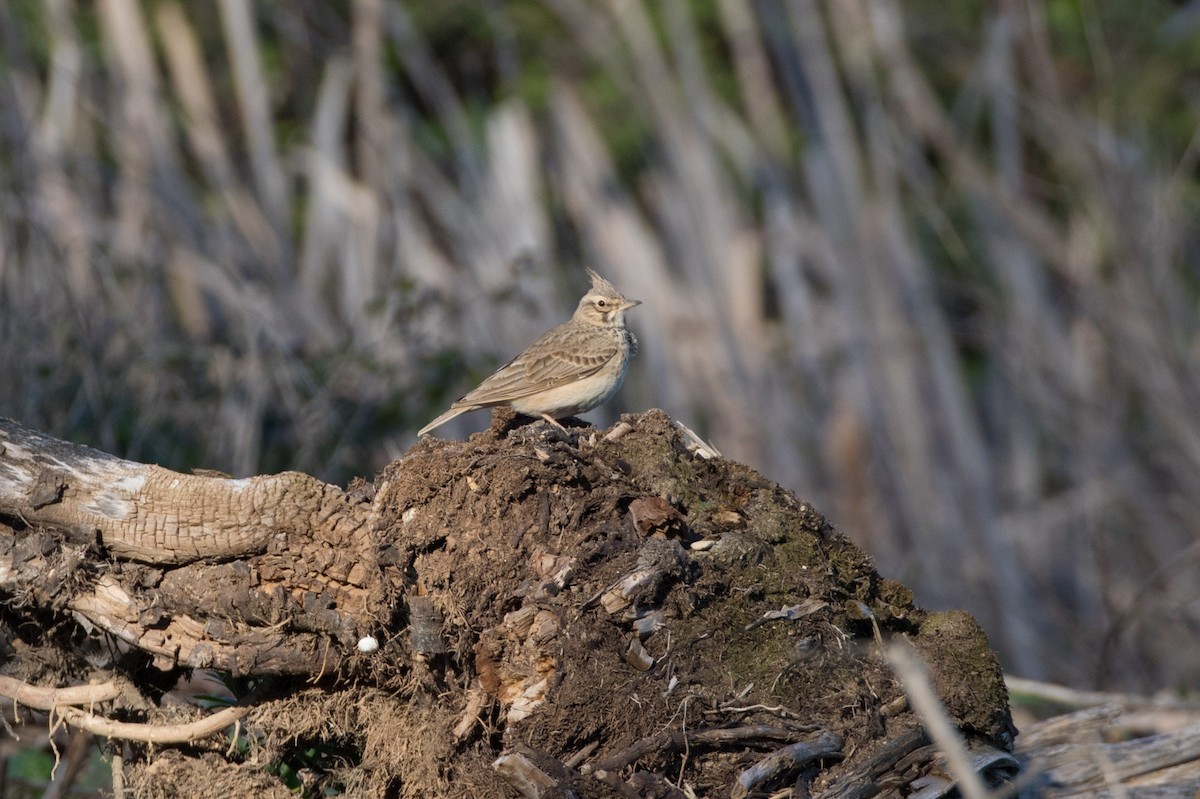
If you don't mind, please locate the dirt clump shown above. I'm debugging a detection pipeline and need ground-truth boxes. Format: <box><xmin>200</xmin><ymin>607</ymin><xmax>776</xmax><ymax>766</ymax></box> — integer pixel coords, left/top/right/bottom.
<box><xmin>350</xmin><ymin>409</ymin><xmax>1016</xmax><ymax>797</ymax></box>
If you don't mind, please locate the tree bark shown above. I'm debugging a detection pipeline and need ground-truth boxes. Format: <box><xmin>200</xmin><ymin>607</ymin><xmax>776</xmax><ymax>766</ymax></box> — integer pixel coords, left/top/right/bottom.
<box><xmin>0</xmin><ymin>416</ymin><xmax>387</xmax><ymax>675</ymax></box>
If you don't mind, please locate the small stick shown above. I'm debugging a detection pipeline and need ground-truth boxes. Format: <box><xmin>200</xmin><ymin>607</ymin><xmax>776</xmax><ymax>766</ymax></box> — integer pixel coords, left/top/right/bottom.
<box><xmin>589</xmin><ymin>725</ymin><xmax>806</xmax><ymax>772</ymax></box>
<box><xmin>111</xmin><ymin>747</ymin><xmax>126</xmax><ymax>799</ymax></box>
<box><xmin>730</xmin><ymin>730</ymin><xmax>843</xmax><ymax>799</ymax></box>
<box><xmin>563</xmin><ymin>740</ymin><xmax>599</xmax><ymax>768</ymax></box>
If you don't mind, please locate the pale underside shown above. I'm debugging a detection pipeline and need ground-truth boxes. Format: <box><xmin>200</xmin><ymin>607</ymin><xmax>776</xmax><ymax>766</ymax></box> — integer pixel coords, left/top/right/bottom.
<box><xmin>418</xmin><ymin>323</ymin><xmax>635</xmax><ymax>435</ymax></box>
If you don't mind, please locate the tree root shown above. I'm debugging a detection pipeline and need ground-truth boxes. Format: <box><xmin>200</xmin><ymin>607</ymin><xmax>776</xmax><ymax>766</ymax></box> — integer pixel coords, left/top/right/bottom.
<box><xmin>51</xmin><ymin>704</ymin><xmax>249</xmax><ymax>744</ymax></box>
<box><xmin>0</xmin><ymin>675</ymin><xmax>123</xmax><ymax>710</ymax></box>
<box><xmin>0</xmin><ymin>673</ymin><xmax>248</xmax><ymax>745</ymax></box>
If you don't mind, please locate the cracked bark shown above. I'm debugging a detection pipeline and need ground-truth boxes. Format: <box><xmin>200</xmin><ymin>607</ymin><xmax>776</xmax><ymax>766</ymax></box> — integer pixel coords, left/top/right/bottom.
<box><xmin>0</xmin><ymin>416</ymin><xmax>388</xmax><ymax>675</ymax></box>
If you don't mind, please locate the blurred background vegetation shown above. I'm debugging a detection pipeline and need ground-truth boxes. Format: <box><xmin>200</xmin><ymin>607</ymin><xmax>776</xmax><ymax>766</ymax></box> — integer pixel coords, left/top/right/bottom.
<box><xmin>3</xmin><ymin>0</ymin><xmax>1200</xmax><ymax>703</ymax></box>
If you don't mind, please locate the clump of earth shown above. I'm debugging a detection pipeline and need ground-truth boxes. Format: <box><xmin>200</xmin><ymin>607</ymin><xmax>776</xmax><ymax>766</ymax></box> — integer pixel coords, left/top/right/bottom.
<box><xmin>121</xmin><ymin>409</ymin><xmax>1013</xmax><ymax>798</ymax></box>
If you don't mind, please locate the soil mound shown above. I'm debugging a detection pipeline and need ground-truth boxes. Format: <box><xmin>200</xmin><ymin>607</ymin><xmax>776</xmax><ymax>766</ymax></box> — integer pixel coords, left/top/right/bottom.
<box><xmin>346</xmin><ymin>409</ymin><xmax>1015</xmax><ymax>797</ymax></box>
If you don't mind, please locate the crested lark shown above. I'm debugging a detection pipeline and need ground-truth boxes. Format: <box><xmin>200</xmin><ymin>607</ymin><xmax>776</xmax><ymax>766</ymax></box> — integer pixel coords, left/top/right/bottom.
<box><xmin>419</xmin><ymin>269</ymin><xmax>640</xmax><ymax>436</ymax></box>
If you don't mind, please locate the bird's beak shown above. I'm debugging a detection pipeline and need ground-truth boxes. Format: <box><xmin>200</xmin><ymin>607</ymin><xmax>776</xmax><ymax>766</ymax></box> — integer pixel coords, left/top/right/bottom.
<box><xmin>622</xmin><ymin>299</ymin><xmax>642</xmax><ymax>311</ymax></box>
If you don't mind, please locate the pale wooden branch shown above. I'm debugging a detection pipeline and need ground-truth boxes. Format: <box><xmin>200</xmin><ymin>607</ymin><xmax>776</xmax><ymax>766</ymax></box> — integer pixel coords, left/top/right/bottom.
<box><xmin>0</xmin><ymin>675</ymin><xmax>122</xmax><ymax>710</ymax></box>
<box><xmin>1008</xmin><ymin>676</ymin><xmax>1153</xmax><ymax>710</ymax></box>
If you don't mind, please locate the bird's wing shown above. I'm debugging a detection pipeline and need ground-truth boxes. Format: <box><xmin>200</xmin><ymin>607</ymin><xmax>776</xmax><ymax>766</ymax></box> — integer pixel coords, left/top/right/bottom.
<box><xmin>453</xmin><ymin>326</ymin><xmax>620</xmax><ymax>407</ymax></box>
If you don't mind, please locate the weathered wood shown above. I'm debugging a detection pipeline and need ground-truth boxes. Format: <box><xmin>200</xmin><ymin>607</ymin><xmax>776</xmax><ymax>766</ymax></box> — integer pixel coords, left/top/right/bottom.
<box><xmin>0</xmin><ymin>417</ymin><xmax>370</xmax><ymax>565</ymax></box>
<box><xmin>1008</xmin><ymin>677</ymin><xmax>1200</xmax><ymax>739</ymax></box>
<box><xmin>68</xmin><ymin>574</ymin><xmax>339</xmax><ymax>673</ymax></box>
<box><xmin>730</xmin><ymin>731</ymin><xmax>845</xmax><ymax>799</ymax></box>
<box><xmin>815</xmin><ymin>729</ymin><xmax>931</xmax><ymax>799</ymax></box>
<box><xmin>1018</xmin><ymin>713</ymin><xmax>1200</xmax><ymax>798</ymax></box>
<box><xmin>0</xmin><ymin>416</ymin><xmax>388</xmax><ymax>675</ymax></box>
<box><xmin>494</xmin><ymin>750</ymin><xmax>578</xmax><ymax>799</ymax></box>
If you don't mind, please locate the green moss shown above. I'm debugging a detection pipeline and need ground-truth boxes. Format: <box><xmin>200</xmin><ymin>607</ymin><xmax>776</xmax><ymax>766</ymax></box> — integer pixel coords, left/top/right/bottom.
<box><xmin>911</xmin><ymin>611</ymin><xmax>1015</xmax><ymax>744</ymax></box>
<box><xmin>746</xmin><ymin>502</ymin><xmax>793</xmax><ymax>545</ymax></box>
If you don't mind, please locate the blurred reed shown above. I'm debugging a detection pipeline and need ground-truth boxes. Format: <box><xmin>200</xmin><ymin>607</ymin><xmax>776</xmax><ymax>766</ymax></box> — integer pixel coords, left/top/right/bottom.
<box><xmin>1</xmin><ymin>0</ymin><xmax>1197</xmax><ymax>691</ymax></box>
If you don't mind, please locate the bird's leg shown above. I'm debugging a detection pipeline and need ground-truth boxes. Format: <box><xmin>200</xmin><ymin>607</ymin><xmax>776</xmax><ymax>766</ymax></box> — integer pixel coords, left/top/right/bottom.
<box><xmin>538</xmin><ymin>413</ymin><xmax>569</xmax><ymax>433</ymax></box>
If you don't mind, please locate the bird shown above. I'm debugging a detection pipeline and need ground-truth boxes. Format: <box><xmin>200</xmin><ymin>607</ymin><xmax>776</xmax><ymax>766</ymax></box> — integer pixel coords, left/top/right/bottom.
<box><xmin>418</xmin><ymin>269</ymin><xmax>641</xmax><ymax>437</ymax></box>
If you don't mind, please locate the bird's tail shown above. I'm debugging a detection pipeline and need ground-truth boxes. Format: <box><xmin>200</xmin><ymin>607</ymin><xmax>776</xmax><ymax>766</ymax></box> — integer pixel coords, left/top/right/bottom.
<box><xmin>417</xmin><ymin>405</ymin><xmax>470</xmax><ymax>437</ymax></box>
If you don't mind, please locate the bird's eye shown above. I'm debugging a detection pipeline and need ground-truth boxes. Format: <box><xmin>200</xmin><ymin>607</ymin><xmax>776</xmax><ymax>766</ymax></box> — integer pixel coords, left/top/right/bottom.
<box><xmin>597</xmin><ymin>300</ymin><xmax>607</xmax><ymax>308</ymax></box>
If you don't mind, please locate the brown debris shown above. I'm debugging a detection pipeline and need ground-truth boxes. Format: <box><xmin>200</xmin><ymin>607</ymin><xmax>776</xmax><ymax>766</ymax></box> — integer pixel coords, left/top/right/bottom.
<box><xmin>627</xmin><ymin>496</ymin><xmax>687</xmax><ymax>539</ymax></box>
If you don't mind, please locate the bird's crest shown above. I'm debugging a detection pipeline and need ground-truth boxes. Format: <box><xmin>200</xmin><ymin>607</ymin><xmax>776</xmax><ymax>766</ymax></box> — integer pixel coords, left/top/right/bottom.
<box><xmin>586</xmin><ymin>268</ymin><xmax>621</xmax><ymax>298</ymax></box>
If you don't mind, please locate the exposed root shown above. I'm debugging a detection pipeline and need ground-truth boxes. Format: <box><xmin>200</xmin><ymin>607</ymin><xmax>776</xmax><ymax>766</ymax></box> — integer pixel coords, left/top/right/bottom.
<box><xmin>0</xmin><ymin>675</ymin><xmax>123</xmax><ymax>710</ymax></box>
<box><xmin>0</xmin><ymin>673</ymin><xmax>248</xmax><ymax>745</ymax></box>
<box><xmin>52</xmin><ymin>704</ymin><xmax>250</xmax><ymax>745</ymax></box>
